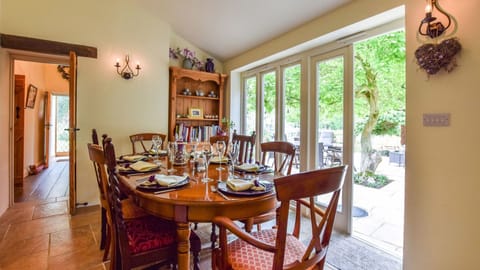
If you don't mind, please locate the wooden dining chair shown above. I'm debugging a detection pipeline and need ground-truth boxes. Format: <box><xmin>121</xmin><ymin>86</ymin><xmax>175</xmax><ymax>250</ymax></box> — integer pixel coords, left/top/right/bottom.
<box><xmin>87</xmin><ymin>142</ymin><xmax>112</xmax><ymax>262</ymax></box>
<box><xmin>129</xmin><ymin>132</ymin><xmax>166</xmax><ymax>154</ymax></box>
<box><xmin>103</xmin><ymin>137</ymin><xmax>201</xmax><ymax>270</ymax></box>
<box><xmin>231</xmin><ymin>130</ymin><xmax>256</xmax><ymax>164</ymax></box>
<box><xmin>209</xmin><ymin>135</ymin><xmax>229</xmax><ymax>145</ymax></box>
<box><xmin>212</xmin><ymin>165</ymin><xmax>348</xmax><ymax>270</ymax></box>
<box><xmin>90</xmin><ymin>128</ymin><xmax>113</xmax><ymax>260</ymax></box>
<box><xmin>241</xmin><ymin>141</ymin><xmax>297</xmax><ymax>232</ymax></box>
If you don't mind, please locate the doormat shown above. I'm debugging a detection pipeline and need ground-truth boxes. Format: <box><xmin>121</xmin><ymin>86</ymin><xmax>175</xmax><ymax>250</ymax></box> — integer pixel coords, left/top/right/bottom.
<box><xmin>56</xmin><ymin>158</ymin><xmax>69</xmax><ymax>162</ymax></box>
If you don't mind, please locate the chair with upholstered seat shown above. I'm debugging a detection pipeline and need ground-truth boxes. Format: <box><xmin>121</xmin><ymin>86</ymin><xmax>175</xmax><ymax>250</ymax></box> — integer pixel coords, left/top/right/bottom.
<box><xmin>129</xmin><ymin>132</ymin><xmax>166</xmax><ymax>154</ymax></box>
<box><xmin>212</xmin><ymin>165</ymin><xmax>348</xmax><ymax>270</ymax></box>
<box><xmin>102</xmin><ymin>137</ymin><xmax>201</xmax><ymax>270</ymax></box>
<box><xmin>231</xmin><ymin>130</ymin><xmax>256</xmax><ymax>164</ymax></box>
<box><xmin>242</xmin><ymin>141</ymin><xmax>296</xmax><ymax>232</ymax></box>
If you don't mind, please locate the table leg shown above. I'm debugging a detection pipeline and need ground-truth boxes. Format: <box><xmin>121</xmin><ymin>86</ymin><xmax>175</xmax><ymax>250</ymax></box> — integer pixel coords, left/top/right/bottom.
<box><xmin>176</xmin><ymin>221</ymin><xmax>191</xmax><ymax>270</ymax></box>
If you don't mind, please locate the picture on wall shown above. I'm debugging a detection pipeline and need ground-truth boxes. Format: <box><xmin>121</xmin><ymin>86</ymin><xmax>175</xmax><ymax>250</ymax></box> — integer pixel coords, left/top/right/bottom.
<box><xmin>25</xmin><ymin>84</ymin><xmax>38</xmax><ymax>109</ymax></box>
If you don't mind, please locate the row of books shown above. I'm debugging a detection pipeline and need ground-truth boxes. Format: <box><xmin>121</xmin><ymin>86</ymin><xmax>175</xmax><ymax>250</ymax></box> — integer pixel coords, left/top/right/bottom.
<box><xmin>174</xmin><ymin>123</ymin><xmax>221</xmax><ymax>142</ymax></box>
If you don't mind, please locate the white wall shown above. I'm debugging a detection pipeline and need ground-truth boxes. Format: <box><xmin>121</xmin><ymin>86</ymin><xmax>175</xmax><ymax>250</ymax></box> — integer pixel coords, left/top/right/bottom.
<box><xmin>404</xmin><ymin>0</ymin><xmax>480</xmax><ymax>269</ymax></box>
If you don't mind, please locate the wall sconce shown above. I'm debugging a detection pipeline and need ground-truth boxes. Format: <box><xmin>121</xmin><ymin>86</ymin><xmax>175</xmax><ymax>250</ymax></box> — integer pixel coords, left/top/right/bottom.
<box><xmin>114</xmin><ymin>55</ymin><xmax>141</xmax><ymax>80</ymax></box>
<box><xmin>418</xmin><ymin>0</ymin><xmax>455</xmax><ymax>39</ymax></box>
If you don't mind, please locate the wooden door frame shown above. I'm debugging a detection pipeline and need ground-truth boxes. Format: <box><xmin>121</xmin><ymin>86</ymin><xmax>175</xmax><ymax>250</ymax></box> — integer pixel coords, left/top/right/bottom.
<box><xmin>3</xmin><ymin>34</ymin><xmax>97</xmax><ymax>213</ymax></box>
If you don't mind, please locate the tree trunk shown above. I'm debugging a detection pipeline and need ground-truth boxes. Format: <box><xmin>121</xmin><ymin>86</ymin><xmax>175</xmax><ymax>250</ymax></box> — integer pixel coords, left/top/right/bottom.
<box><xmin>356</xmin><ymin>55</ymin><xmax>382</xmax><ymax>174</ymax></box>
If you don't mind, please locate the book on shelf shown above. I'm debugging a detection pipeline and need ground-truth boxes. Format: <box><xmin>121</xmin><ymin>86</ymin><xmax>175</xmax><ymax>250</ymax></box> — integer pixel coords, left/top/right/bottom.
<box><xmin>174</xmin><ymin>124</ymin><xmax>220</xmax><ymax>142</ymax></box>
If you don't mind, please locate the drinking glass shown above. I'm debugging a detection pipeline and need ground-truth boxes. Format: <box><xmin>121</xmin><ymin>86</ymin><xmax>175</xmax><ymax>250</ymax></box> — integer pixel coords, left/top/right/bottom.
<box><xmin>201</xmin><ymin>144</ymin><xmax>213</xmax><ymax>183</ymax></box>
<box><xmin>227</xmin><ymin>141</ymin><xmax>239</xmax><ymax>179</ymax></box>
<box><xmin>151</xmin><ymin>135</ymin><xmax>162</xmax><ymax>164</ymax></box>
<box><xmin>167</xmin><ymin>141</ymin><xmax>177</xmax><ymax>173</ymax></box>
<box><xmin>216</xmin><ymin>141</ymin><xmax>226</xmax><ymax>171</ymax></box>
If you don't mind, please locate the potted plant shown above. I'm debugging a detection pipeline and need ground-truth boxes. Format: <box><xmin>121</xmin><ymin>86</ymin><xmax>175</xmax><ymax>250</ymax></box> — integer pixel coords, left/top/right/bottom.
<box><xmin>219</xmin><ymin>117</ymin><xmax>235</xmax><ymax>136</ymax></box>
<box><xmin>169</xmin><ymin>47</ymin><xmax>204</xmax><ymax>70</ymax></box>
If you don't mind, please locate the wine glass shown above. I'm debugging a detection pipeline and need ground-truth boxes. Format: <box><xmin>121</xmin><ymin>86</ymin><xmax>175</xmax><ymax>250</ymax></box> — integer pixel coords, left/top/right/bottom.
<box><xmin>167</xmin><ymin>141</ymin><xmax>177</xmax><ymax>173</ymax></box>
<box><xmin>151</xmin><ymin>135</ymin><xmax>162</xmax><ymax>164</ymax></box>
<box><xmin>227</xmin><ymin>141</ymin><xmax>239</xmax><ymax>179</ymax></box>
<box><xmin>201</xmin><ymin>144</ymin><xmax>213</xmax><ymax>183</ymax></box>
<box><xmin>216</xmin><ymin>141</ymin><xmax>226</xmax><ymax>171</ymax></box>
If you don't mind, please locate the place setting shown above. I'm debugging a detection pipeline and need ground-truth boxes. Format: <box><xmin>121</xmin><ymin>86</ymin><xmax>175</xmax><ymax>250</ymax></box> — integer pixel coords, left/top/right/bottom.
<box><xmin>217</xmin><ymin>177</ymin><xmax>274</xmax><ymax>196</ymax></box>
<box><xmin>233</xmin><ymin>163</ymin><xmax>273</xmax><ymax>174</ymax></box>
<box><xmin>117</xmin><ymin>160</ymin><xmax>161</xmax><ymax>175</ymax></box>
<box><xmin>136</xmin><ymin>173</ymin><xmax>190</xmax><ymax>193</ymax></box>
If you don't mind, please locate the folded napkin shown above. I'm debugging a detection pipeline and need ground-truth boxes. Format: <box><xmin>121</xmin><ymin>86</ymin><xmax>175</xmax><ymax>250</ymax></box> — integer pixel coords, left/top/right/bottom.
<box><xmin>210</xmin><ymin>157</ymin><xmax>229</xmax><ymax>163</ymax></box>
<box><xmin>148</xmin><ymin>149</ymin><xmax>167</xmax><ymax>155</ymax></box>
<box><xmin>154</xmin><ymin>174</ymin><xmax>187</xmax><ymax>187</ymax></box>
<box><xmin>226</xmin><ymin>179</ymin><xmax>254</xmax><ymax>191</ymax></box>
<box><xmin>235</xmin><ymin>163</ymin><xmax>260</xmax><ymax>172</ymax></box>
<box><xmin>122</xmin><ymin>155</ymin><xmax>146</xmax><ymax>162</ymax></box>
<box><xmin>129</xmin><ymin>161</ymin><xmax>159</xmax><ymax>172</ymax></box>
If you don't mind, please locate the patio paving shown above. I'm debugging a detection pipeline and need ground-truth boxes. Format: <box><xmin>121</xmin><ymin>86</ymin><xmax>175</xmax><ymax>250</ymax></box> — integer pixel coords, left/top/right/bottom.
<box><xmin>353</xmin><ymin>156</ymin><xmax>405</xmax><ymax>258</ymax></box>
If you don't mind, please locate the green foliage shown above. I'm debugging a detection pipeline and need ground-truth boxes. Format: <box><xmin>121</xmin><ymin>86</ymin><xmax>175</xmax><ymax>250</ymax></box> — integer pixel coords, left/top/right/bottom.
<box><xmin>354</xmin><ymin>110</ymin><xmax>405</xmax><ymax>136</ymax></box>
<box><xmin>354</xmin><ymin>171</ymin><xmax>392</xmax><ymax>189</ymax></box>
<box><xmin>354</xmin><ymin>30</ymin><xmax>406</xmax><ymax>136</ymax></box>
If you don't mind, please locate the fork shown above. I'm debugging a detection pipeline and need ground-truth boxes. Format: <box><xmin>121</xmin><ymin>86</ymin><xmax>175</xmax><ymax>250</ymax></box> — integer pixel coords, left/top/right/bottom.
<box><xmin>210</xmin><ymin>185</ymin><xmax>231</xmax><ymax>200</ymax></box>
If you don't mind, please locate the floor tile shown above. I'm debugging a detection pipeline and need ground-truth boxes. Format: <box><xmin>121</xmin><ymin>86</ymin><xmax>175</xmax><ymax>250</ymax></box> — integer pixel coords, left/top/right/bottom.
<box><xmin>49</xmin><ymin>225</ymin><xmax>97</xmax><ymax>257</ymax></box>
<box><xmin>0</xmin><ymin>205</ymin><xmax>34</xmax><ymax>225</ymax></box>
<box><xmin>3</xmin><ymin>214</ymin><xmax>70</xmax><ymax>242</ymax></box>
<box><xmin>0</xmin><ymin>234</ymin><xmax>49</xmax><ymax>266</ymax></box>
<box><xmin>47</xmin><ymin>242</ymin><xmax>105</xmax><ymax>270</ymax></box>
<box><xmin>0</xmin><ymin>249</ymin><xmax>48</xmax><ymax>270</ymax></box>
<box><xmin>32</xmin><ymin>201</ymin><xmax>68</xmax><ymax>219</ymax></box>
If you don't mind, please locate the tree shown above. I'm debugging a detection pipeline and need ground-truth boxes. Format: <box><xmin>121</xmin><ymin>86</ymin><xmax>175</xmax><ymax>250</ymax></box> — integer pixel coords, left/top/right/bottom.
<box><xmin>354</xmin><ymin>30</ymin><xmax>406</xmax><ymax>177</ymax></box>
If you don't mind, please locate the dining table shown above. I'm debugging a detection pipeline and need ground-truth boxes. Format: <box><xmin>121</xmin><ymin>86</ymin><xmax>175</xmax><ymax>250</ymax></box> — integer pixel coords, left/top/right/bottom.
<box><xmin>117</xmin><ymin>155</ymin><xmax>278</xmax><ymax>270</ymax></box>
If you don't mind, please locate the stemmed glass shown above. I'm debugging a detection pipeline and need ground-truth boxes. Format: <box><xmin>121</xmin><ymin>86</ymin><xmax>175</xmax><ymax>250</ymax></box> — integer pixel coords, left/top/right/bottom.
<box><xmin>201</xmin><ymin>144</ymin><xmax>213</xmax><ymax>183</ymax></box>
<box><xmin>167</xmin><ymin>141</ymin><xmax>177</xmax><ymax>173</ymax></box>
<box><xmin>151</xmin><ymin>135</ymin><xmax>162</xmax><ymax>165</ymax></box>
<box><xmin>216</xmin><ymin>141</ymin><xmax>226</xmax><ymax>171</ymax></box>
<box><xmin>227</xmin><ymin>141</ymin><xmax>239</xmax><ymax>180</ymax></box>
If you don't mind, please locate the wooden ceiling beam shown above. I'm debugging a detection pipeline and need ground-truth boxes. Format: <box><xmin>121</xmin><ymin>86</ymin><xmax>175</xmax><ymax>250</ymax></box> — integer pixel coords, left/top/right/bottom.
<box><xmin>0</xmin><ymin>33</ymin><xmax>97</xmax><ymax>58</ymax></box>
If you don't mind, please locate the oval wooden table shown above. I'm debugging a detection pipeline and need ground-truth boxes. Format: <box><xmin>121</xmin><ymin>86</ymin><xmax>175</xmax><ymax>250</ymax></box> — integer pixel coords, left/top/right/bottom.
<box><xmin>118</xmin><ymin>159</ymin><xmax>277</xmax><ymax>270</ymax></box>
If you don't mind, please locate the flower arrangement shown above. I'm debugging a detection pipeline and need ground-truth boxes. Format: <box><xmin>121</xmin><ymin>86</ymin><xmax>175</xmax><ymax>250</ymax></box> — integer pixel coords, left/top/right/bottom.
<box><xmin>169</xmin><ymin>47</ymin><xmax>204</xmax><ymax>70</ymax></box>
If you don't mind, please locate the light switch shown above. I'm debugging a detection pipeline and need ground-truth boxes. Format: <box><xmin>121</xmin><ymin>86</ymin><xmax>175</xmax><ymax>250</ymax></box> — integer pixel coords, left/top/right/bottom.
<box><xmin>423</xmin><ymin>113</ymin><xmax>450</xmax><ymax>127</ymax></box>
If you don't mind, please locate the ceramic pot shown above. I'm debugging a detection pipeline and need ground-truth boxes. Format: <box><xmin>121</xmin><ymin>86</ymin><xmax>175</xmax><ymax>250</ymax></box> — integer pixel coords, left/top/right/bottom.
<box><xmin>183</xmin><ymin>58</ymin><xmax>193</xmax><ymax>69</ymax></box>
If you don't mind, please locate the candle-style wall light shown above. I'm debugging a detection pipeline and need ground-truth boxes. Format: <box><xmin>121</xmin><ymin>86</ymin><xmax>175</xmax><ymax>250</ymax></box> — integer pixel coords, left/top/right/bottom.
<box><xmin>415</xmin><ymin>0</ymin><xmax>461</xmax><ymax>76</ymax></box>
<box><xmin>114</xmin><ymin>55</ymin><xmax>141</xmax><ymax>80</ymax></box>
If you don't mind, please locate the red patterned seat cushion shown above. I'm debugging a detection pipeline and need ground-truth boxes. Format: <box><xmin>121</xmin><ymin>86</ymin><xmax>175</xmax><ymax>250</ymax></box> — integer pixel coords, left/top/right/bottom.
<box><xmin>226</xmin><ymin>229</ymin><xmax>307</xmax><ymax>269</ymax></box>
<box><xmin>125</xmin><ymin>216</ymin><xmax>176</xmax><ymax>254</ymax></box>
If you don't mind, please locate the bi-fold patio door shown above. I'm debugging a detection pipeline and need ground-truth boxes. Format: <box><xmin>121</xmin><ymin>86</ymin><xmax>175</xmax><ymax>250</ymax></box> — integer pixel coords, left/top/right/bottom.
<box><xmin>310</xmin><ymin>46</ymin><xmax>354</xmax><ymax>233</ymax></box>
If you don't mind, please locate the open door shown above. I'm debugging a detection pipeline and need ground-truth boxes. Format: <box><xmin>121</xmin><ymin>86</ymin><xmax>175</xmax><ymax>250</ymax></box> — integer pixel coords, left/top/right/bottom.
<box><xmin>68</xmin><ymin>51</ymin><xmax>78</xmax><ymax>215</ymax></box>
<box><xmin>42</xmin><ymin>91</ymin><xmax>51</xmax><ymax>168</ymax></box>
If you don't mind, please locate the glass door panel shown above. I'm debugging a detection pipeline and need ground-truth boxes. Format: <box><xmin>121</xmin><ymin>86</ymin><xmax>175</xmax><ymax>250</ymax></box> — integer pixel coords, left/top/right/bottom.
<box><xmin>283</xmin><ymin>64</ymin><xmax>301</xmax><ymax>173</ymax></box>
<box><xmin>312</xmin><ymin>47</ymin><xmax>353</xmax><ymax>233</ymax></box>
<box><xmin>261</xmin><ymin>71</ymin><xmax>276</xmax><ymax>142</ymax></box>
<box><xmin>244</xmin><ymin>76</ymin><xmax>257</xmax><ymax>136</ymax></box>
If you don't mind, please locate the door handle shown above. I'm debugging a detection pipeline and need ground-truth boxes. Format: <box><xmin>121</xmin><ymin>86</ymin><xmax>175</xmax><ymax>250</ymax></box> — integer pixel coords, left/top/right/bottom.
<box><xmin>64</xmin><ymin>128</ymin><xmax>80</xmax><ymax>132</ymax></box>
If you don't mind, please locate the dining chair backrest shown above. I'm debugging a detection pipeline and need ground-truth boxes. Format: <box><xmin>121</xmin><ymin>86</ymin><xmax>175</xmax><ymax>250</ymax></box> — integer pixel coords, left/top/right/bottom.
<box><xmin>92</xmin><ymin>128</ymin><xmax>99</xmax><ymax>145</ymax></box>
<box><xmin>273</xmin><ymin>165</ymin><xmax>347</xmax><ymax>269</ymax></box>
<box><xmin>231</xmin><ymin>130</ymin><xmax>256</xmax><ymax>164</ymax></box>
<box><xmin>260</xmin><ymin>141</ymin><xmax>296</xmax><ymax>176</ymax></box>
<box><xmin>104</xmin><ymin>137</ymin><xmax>197</xmax><ymax>269</ymax></box>
<box><xmin>129</xmin><ymin>132</ymin><xmax>166</xmax><ymax>154</ymax></box>
<box><xmin>209</xmin><ymin>135</ymin><xmax>229</xmax><ymax>145</ymax></box>
<box><xmin>87</xmin><ymin>141</ymin><xmax>112</xmax><ymax>261</ymax></box>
